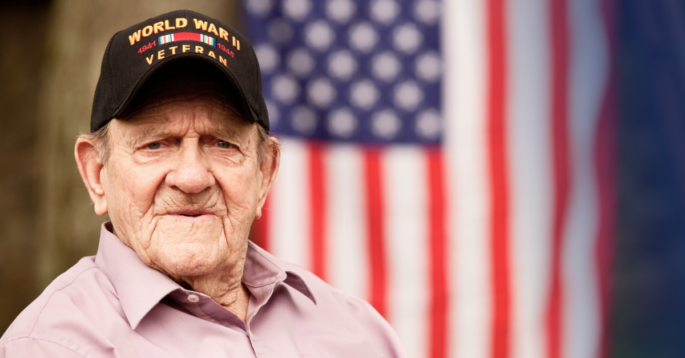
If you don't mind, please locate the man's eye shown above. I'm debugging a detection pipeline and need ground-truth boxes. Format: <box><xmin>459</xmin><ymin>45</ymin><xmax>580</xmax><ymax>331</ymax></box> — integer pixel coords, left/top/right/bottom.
<box><xmin>147</xmin><ymin>142</ymin><xmax>162</xmax><ymax>150</ymax></box>
<box><xmin>216</xmin><ymin>140</ymin><xmax>232</xmax><ymax>149</ymax></box>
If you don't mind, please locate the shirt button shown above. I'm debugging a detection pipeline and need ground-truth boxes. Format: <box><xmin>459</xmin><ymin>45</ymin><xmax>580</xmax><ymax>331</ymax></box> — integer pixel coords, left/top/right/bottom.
<box><xmin>187</xmin><ymin>294</ymin><xmax>200</xmax><ymax>303</ymax></box>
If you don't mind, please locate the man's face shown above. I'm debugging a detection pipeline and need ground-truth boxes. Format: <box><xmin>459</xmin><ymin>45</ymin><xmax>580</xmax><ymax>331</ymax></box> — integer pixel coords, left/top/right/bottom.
<box><xmin>93</xmin><ymin>77</ymin><xmax>275</xmax><ymax>280</ymax></box>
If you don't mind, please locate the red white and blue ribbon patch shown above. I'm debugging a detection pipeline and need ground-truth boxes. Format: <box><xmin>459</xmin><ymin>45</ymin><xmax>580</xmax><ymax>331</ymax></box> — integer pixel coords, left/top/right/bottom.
<box><xmin>158</xmin><ymin>32</ymin><xmax>216</xmax><ymax>46</ymax></box>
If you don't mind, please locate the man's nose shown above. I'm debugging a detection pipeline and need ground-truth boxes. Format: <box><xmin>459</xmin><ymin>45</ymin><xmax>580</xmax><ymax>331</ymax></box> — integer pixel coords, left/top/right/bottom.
<box><xmin>166</xmin><ymin>142</ymin><xmax>215</xmax><ymax>194</ymax></box>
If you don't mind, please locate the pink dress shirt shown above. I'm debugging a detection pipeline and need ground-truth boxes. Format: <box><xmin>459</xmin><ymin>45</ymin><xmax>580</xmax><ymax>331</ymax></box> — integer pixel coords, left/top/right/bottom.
<box><xmin>0</xmin><ymin>223</ymin><xmax>406</xmax><ymax>357</ymax></box>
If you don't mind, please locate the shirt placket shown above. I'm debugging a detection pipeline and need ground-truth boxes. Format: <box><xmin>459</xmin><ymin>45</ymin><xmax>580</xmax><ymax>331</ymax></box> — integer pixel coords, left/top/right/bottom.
<box><xmin>245</xmin><ymin>282</ymin><xmax>282</xmax><ymax>358</ymax></box>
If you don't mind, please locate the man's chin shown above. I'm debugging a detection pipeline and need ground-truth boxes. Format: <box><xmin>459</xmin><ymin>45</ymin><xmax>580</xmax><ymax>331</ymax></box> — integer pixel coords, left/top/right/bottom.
<box><xmin>154</xmin><ymin>214</ymin><xmax>224</xmax><ymax>240</ymax></box>
<box><xmin>148</xmin><ymin>217</ymin><xmax>227</xmax><ymax>277</ymax></box>
<box><xmin>151</xmin><ymin>243</ymin><xmax>225</xmax><ymax>277</ymax></box>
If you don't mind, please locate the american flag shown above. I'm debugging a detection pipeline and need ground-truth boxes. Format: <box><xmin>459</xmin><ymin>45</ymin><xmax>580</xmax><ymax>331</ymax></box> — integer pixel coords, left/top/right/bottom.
<box><xmin>244</xmin><ymin>0</ymin><xmax>615</xmax><ymax>357</ymax></box>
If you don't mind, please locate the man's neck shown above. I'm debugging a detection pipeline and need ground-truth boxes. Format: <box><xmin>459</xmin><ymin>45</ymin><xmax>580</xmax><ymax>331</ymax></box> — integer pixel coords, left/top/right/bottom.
<box><xmin>176</xmin><ymin>258</ymin><xmax>251</xmax><ymax>322</ymax></box>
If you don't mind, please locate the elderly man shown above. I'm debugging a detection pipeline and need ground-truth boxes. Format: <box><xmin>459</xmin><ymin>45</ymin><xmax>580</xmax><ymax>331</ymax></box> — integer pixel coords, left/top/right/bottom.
<box><xmin>0</xmin><ymin>10</ymin><xmax>405</xmax><ymax>358</ymax></box>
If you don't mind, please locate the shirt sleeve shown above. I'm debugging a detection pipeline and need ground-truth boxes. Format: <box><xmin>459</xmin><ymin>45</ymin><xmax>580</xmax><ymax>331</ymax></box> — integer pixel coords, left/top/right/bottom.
<box><xmin>1</xmin><ymin>337</ymin><xmax>86</xmax><ymax>358</ymax></box>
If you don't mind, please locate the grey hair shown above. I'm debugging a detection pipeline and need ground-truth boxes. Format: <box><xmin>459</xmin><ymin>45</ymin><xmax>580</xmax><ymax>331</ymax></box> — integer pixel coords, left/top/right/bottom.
<box><xmin>79</xmin><ymin>121</ymin><xmax>276</xmax><ymax>165</ymax></box>
<box><xmin>255</xmin><ymin>124</ymin><xmax>278</xmax><ymax>164</ymax></box>
<box><xmin>80</xmin><ymin>123</ymin><xmax>112</xmax><ymax>164</ymax></box>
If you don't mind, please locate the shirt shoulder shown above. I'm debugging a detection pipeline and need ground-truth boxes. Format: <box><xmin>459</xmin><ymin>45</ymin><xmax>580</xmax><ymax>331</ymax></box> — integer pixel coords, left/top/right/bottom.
<box><xmin>0</xmin><ymin>256</ymin><xmax>119</xmax><ymax>358</ymax></box>
<box><xmin>263</xmin><ymin>254</ymin><xmax>408</xmax><ymax>357</ymax></box>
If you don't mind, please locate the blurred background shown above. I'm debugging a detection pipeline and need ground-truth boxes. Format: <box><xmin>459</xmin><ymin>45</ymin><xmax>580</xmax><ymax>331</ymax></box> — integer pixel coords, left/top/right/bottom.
<box><xmin>0</xmin><ymin>0</ymin><xmax>683</xmax><ymax>357</ymax></box>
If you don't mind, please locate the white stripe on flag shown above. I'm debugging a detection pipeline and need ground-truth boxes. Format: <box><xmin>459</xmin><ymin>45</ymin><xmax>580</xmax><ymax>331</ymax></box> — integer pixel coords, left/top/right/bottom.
<box><xmin>383</xmin><ymin>147</ymin><xmax>430</xmax><ymax>358</ymax></box>
<box><xmin>325</xmin><ymin>144</ymin><xmax>369</xmax><ymax>301</ymax></box>
<box><xmin>269</xmin><ymin>138</ymin><xmax>311</xmax><ymax>270</ymax></box>
<box><xmin>563</xmin><ymin>0</ymin><xmax>609</xmax><ymax>357</ymax></box>
<box><xmin>444</xmin><ymin>0</ymin><xmax>491</xmax><ymax>357</ymax></box>
<box><xmin>507</xmin><ymin>0</ymin><xmax>553</xmax><ymax>358</ymax></box>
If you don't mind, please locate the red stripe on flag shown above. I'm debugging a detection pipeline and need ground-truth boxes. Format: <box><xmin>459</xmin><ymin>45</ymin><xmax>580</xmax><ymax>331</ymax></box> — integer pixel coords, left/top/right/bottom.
<box><xmin>309</xmin><ymin>143</ymin><xmax>327</xmax><ymax>281</ymax></box>
<box><xmin>254</xmin><ymin>195</ymin><xmax>270</xmax><ymax>252</ymax></box>
<box><xmin>364</xmin><ymin>149</ymin><xmax>387</xmax><ymax>318</ymax></box>
<box><xmin>547</xmin><ymin>0</ymin><xmax>571</xmax><ymax>357</ymax></box>
<box><xmin>486</xmin><ymin>0</ymin><xmax>511</xmax><ymax>357</ymax></box>
<box><xmin>596</xmin><ymin>0</ymin><xmax>617</xmax><ymax>356</ymax></box>
<box><xmin>427</xmin><ymin>149</ymin><xmax>448</xmax><ymax>358</ymax></box>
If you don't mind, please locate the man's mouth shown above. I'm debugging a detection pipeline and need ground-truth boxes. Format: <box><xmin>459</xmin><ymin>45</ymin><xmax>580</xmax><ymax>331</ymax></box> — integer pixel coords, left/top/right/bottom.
<box><xmin>179</xmin><ymin>211</ymin><xmax>203</xmax><ymax>217</ymax></box>
<box><xmin>166</xmin><ymin>210</ymin><xmax>216</xmax><ymax>219</ymax></box>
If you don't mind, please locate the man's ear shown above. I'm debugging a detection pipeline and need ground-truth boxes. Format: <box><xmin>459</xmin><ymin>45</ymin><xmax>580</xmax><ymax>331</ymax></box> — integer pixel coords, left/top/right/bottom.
<box><xmin>255</xmin><ymin>136</ymin><xmax>280</xmax><ymax>219</ymax></box>
<box><xmin>74</xmin><ymin>136</ymin><xmax>108</xmax><ymax>216</ymax></box>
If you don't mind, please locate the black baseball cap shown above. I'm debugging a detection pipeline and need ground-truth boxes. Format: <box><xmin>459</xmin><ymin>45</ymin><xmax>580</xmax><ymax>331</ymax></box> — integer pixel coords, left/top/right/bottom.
<box><xmin>90</xmin><ymin>9</ymin><xmax>269</xmax><ymax>132</ymax></box>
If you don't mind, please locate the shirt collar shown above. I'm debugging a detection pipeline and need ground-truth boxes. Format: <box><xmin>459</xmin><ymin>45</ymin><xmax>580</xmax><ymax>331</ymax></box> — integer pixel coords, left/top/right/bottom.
<box><xmin>94</xmin><ymin>223</ymin><xmax>180</xmax><ymax>330</ymax></box>
<box><xmin>94</xmin><ymin>223</ymin><xmax>316</xmax><ymax>330</ymax></box>
<box><xmin>242</xmin><ymin>241</ymin><xmax>317</xmax><ymax>304</ymax></box>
